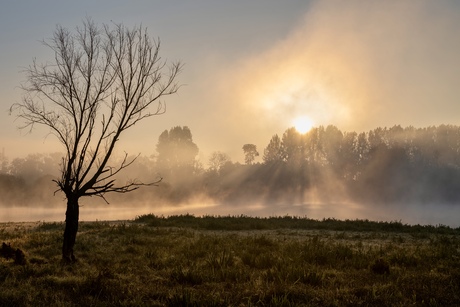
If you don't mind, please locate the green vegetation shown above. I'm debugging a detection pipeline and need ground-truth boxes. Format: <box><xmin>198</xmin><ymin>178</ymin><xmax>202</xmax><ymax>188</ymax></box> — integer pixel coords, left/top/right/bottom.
<box><xmin>1</xmin><ymin>215</ymin><xmax>460</xmax><ymax>306</ymax></box>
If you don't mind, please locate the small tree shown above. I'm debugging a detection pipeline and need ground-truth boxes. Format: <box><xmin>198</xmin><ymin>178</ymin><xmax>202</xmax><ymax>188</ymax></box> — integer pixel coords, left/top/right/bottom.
<box><xmin>242</xmin><ymin>144</ymin><xmax>259</xmax><ymax>165</ymax></box>
<box><xmin>263</xmin><ymin>134</ymin><xmax>282</xmax><ymax>163</ymax></box>
<box><xmin>10</xmin><ymin>18</ymin><xmax>182</xmax><ymax>262</ymax></box>
<box><xmin>156</xmin><ymin>126</ymin><xmax>199</xmax><ymax>179</ymax></box>
<box><xmin>208</xmin><ymin>151</ymin><xmax>230</xmax><ymax>174</ymax></box>
<box><xmin>0</xmin><ymin>149</ymin><xmax>8</xmax><ymax>173</ymax></box>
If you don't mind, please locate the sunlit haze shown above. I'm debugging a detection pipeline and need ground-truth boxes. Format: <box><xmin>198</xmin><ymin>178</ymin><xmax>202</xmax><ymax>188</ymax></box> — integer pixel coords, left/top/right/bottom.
<box><xmin>2</xmin><ymin>1</ymin><xmax>460</xmax><ymax>161</ymax></box>
<box><xmin>2</xmin><ymin>1</ymin><xmax>460</xmax><ymax>226</ymax></box>
<box><xmin>293</xmin><ymin>116</ymin><xmax>315</xmax><ymax>134</ymax></box>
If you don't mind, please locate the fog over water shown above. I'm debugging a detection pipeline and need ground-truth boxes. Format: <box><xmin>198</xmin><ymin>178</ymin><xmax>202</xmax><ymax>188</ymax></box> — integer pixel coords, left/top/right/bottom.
<box><xmin>2</xmin><ymin>202</ymin><xmax>460</xmax><ymax>228</ymax></box>
<box><xmin>3</xmin><ymin>123</ymin><xmax>460</xmax><ymax>229</ymax></box>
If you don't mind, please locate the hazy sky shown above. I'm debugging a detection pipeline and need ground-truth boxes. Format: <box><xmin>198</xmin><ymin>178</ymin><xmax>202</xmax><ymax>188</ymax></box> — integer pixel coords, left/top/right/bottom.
<box><xmin>2</xmin><ymin>0</ymin><xmax>460</xmax><ymax>163</ymax></box>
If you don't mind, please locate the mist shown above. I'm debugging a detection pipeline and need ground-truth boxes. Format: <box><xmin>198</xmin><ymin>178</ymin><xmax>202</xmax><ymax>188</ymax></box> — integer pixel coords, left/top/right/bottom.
<box><xmin>3</xmin><ymin>200</ymin><xmax>460</xmax><ymax>229</ymax></box>
<box><xmin>2</xmin><ymin>2</ymin><xmax>460</xmax><ymax>227</ymax></box>
<box><xmin>2</xmin><ymin>124</ymin><xmax>460</xmax><ymax>228</ymax></box>
<box><xmin>200</xmin><ymin>0</ymin><xmax>460</xmax><ymax>160</ymax></box>
<box><xmin>3</xmin><ymin>1</ymin><xmax>460</xmax><ymax>160</ymax></box>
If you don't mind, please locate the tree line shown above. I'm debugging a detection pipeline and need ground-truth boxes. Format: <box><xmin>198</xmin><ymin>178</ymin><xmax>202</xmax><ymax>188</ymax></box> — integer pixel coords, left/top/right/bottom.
<box><xmin>2</xmin><ymin>124</ymin><xmax>460</xmax><ymax>208</ymax></box>
<box><xmin>203</xmin><ymin>124</ymin><xmax>460</xmax><ymax>206</ymax></box>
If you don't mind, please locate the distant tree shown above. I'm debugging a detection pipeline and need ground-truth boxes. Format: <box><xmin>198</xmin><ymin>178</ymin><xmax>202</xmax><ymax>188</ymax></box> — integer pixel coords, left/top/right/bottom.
<box><xmin>156</xmin><ymin>126</ymin><xmax>199</xmax><ymax>178</ymax></box>
<box><xmin>368</xmin><ymin>127</ymin><xmax>387</xmax><ymax>150</ymax></box>
<box><xmin>208</xmin><ymin>151</ymin><xmax>230</xmax><ymax>174</ymax></box>
<box><xmin>356</xmin><ymin>132</ymin><xmax>369</xmax><ymax>165</ymax></box>
<box><xmin>9</xmin><ymin>153</ymin><xmax>60</xmax><ymax>183</ymax></box>
<box><xmin>281</xmin><ymin>128</ymin><xmax>303</xmax><ymax>165</ymax></box>
<box><xmin>0</xmin><ymin>149</ymin><xmax>8</xmax><ymax>174</ymax></box>
<box><xmin>340</xmin><ymin>131</ymin><xmax>358</xmax><ymax>179</ymax></box>
<box><xmin>0</xmin><ymin>173</ymin><xmax>26</xmax><ymax>206</ymax></box>
<box><xmin>322</xmin><ymin>125</ymin><xmax>343</xmax><ymax>168</ymax></box>
<box><xmin>10</xmin><ymin>18</ymin><xmax>181</xmax><ymax>262</ymax></box>
<box><xmin>387</xmin><ymin>125</ymin><xmax>404</xmax><ymax>147</ymax></box>
<box><xmin>263</xmin><ymin>134</ymin><xmax>282</xmax><ymax>163</ymax></box>
<box><xmin>242</xmin><ymin>144</ymin><xmax>259</xmax><ymax>165</ymax></box>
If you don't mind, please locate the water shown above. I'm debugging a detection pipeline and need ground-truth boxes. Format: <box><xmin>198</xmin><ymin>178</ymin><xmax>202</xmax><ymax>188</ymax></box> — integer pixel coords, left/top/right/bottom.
<box><xmin>1</xmin><ymin>202</ymin><xmax>459</xmax><ymax>227</ymax></box>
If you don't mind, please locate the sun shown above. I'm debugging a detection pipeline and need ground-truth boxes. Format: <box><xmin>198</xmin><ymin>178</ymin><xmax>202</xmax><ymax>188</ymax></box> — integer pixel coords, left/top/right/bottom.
<box><xmin>293</xmin><ymin>116</ymin><xmax>314</xmax><ymax>133</ymax></box>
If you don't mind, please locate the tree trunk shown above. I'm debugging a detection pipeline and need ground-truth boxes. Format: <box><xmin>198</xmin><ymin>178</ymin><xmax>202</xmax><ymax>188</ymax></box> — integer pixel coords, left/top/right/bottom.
<box><xmin>62</xmin><ymin>195</ymin><xmax>79</xmax><ymax>262</ymax></box>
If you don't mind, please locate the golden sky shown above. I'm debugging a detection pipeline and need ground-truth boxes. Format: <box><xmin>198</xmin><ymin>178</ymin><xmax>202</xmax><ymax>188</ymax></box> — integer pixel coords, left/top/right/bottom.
<box><xmin>1</xmin><ymin>0</ymin><xmax>460</xmax><ymax>162</ymax></box>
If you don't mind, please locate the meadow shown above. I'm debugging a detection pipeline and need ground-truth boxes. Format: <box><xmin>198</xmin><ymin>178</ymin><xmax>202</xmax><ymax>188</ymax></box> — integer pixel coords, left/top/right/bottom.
<box><xmin>1</xmin><ymin>214</ymin><xmax>459</xmax><ymax>306</ymax></box>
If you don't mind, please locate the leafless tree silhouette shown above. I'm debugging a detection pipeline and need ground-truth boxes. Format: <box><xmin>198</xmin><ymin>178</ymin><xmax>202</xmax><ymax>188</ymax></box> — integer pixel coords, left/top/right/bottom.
<box><xmin>10</xmin><ymin>18</ymin><xmax>182</xmax><ymax>262</ymax></box>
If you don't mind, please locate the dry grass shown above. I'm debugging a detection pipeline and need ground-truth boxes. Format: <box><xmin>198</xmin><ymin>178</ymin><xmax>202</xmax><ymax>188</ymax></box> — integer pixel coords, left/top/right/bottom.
<box><xmin>1</xmin><ymin>215</ymin><xmax>459</xmax><ymax>306</ymax></box>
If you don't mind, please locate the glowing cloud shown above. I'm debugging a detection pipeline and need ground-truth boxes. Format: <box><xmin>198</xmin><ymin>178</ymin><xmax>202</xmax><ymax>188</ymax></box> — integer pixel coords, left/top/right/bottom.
<box><xmin>213</xmin><ymin>0</ymin><xmax>460</xmax><ymax>159</ymax></box>
<box><xmin>293</xmin><ymin>116</ymin><xmax>314</xmax><ymax>134</ymax></box>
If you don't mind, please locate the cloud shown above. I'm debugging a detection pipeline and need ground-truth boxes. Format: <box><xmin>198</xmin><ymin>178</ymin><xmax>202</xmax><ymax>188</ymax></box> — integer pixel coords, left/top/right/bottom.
<box><xmin>218</xmin><ymin>0</ymin><xmax>460</xmax><ymax>140</ymax></box>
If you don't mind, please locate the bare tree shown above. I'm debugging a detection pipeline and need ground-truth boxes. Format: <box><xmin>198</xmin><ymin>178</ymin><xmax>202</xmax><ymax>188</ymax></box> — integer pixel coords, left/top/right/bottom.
<box><xmin>208</xmin><ymin>151</ymin><xmax>230</xmax><ymax>174</ymax></box>
<box><xmin>10</xmin><ymin>18</ymin><xmax>182</xmax><ymax>262</ymax></box>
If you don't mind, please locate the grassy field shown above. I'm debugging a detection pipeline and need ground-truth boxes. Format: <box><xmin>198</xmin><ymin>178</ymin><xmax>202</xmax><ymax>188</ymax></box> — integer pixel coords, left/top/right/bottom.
<box><xmin>1</xmin><ymin>214</ymin><xmax>459</xmax><ymax>306</ymax></box>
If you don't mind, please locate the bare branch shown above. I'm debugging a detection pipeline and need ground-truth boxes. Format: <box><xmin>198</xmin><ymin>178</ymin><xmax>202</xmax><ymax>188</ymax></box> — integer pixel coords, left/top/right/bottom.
<box><xmin>11</xmin><ymin>19</ymin><xmax>181</xmax><ymax>201</ymax></box>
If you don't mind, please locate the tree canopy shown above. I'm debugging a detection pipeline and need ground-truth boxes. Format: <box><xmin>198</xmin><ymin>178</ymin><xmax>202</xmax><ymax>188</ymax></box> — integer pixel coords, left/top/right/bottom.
<box><xmin>156</xmin><ymin>126</ymin><xmax>199</xmax><ymax>175</ymax></box>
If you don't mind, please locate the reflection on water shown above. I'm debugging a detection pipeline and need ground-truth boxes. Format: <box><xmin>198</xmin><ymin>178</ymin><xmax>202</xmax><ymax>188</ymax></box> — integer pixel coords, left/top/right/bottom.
<box><xmin>0</xmin><ymin>202</ymin><xmax>459</xmax><ymax>228</ymax></box>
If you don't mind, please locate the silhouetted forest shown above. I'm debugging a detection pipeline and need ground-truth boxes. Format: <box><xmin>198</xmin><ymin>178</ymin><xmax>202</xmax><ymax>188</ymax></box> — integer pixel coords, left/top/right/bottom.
<box><xmin>2</xmin><ymin>124</ymin><xmax>460</xmax><ymax>208</ymax></box>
